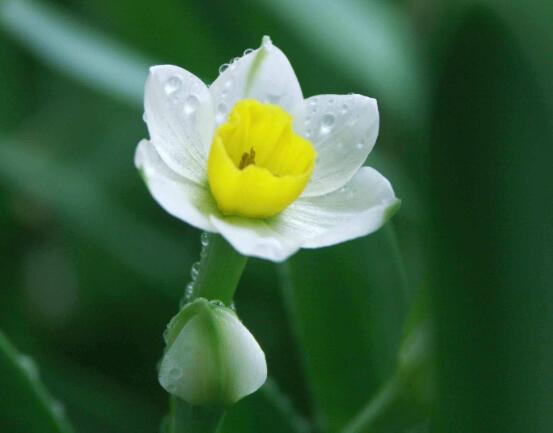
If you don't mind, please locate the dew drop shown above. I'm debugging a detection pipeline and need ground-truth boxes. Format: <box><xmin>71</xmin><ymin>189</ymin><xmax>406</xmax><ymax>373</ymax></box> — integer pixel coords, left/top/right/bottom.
<box><xmin>169</xmin><ymin>367</ymin><xmax>182</xmax><ymax>380</ymax></box>
<box><xmin>191</xmin><ymin>262</ymin><xmax>200</xmax><ymax>280</ymax></box>
<box><xmin>164</xmin><ymin>76</ymin><xmax>181</xmax><ymax>94</ymax></box>
<box><xmin>166</xmin><ymin>383</ymin><xmax>177</xmax><ymax>393</ymax></box>
<box><xmin>210</xmin><ymin>300</ymin><xmax>225</xmax><ymax>308</ymax></box>
<box><xmin>320</xmin><ymin>113</ymin><xmax>335</xmax><ymax>134</ymax></box>
<box><xmin>243</xmin><ymin>48</ymin><xmax>254</xmax><ymax>55</ymax></box>
<box><xmin>185</xmin><ymin>282</ymin><xmax>194</xmax><ymax>301</ymax></box>
<box><xmin>216</xmin><ymin>103</ymin><xmax>229</xmax><ymax>122</ymax></box>
<box><xmin>341</xmin><ymin>104</ymin><xmax>348</xmax><ymax>114</ymax></box>
<box><xmin>224</xmin><ymin>79</ymin><xmax>233</xmax><ymax>89</ymax></box>
<box><xmin>355</xmin><ymin>142</ymin><xmax>364</xmax><ymax>151</ymax></box>
<box><xmin>200</xmin><ymin>232</ymin><xmax>210</xmax><ymax>247</ymax></box>
<box><xmin>218</xmin><ymin>63</ymin><xmax>229</xmax><ymax>74</ymax></box>
<box><xmin>183</xmin><ymin>94</ymin><xmax>200</xmax><ymax>115</ymax></box>
<box><xmin>267</xmin><ymin>90</ymin><xmax>284</xmax><ymax>103</ymax></box>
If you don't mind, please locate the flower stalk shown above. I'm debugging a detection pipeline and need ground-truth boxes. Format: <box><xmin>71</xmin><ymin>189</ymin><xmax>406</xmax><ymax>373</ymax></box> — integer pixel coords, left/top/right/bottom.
<box><xmin>189</xmin><ymin>232</ymin><xmax>248</xmax><ymax>306</ymax></box>
<box><xmin>163</xmin><ymin>232</ymin><xmax>254</xmax><ymax>433</ymax></box>
<box><xmin>166</xmin><ymin>397</ymin><xmax>224</xmax><ymax>433</ymax></box>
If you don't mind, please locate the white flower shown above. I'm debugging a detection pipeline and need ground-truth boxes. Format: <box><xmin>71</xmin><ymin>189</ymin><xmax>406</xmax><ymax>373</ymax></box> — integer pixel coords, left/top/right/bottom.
<box><xmin>135</xmin><ymin>36</ymin><xmax>399</xmax><ymax>262</ymax></box>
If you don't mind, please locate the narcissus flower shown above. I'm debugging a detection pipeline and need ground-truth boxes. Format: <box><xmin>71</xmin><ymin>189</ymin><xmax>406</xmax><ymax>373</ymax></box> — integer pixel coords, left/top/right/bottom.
<box><xmin>136</xmin><ymin>36</ymin><xmax>399</xmax><ymax>262</ymax></box>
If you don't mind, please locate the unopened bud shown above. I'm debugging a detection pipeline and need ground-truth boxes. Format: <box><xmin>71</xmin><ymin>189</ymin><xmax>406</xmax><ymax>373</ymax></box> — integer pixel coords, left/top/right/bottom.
<box><xmin>158</xmin><ymin>298</ymin><xmax>267</xmax><ymax>406</ymax></box>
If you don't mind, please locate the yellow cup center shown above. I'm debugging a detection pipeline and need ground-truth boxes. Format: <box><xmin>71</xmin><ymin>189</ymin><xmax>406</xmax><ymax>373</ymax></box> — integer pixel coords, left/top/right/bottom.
<box><xmin>207</xmin><ymin>99</ymin><xmax>316</xmax><ymax>218</ymax></box>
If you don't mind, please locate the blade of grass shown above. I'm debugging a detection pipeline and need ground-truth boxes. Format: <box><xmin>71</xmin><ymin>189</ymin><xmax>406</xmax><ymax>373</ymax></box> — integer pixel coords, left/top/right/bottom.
<box><xmin>0</xmin><ymin>330</ymin><xmax>74</xmax><ymax>433</ymax></box>
<box><xmin>278</xmin><ymin>226</ymin><xmax>409</xmax><ymax>432</ymax></box>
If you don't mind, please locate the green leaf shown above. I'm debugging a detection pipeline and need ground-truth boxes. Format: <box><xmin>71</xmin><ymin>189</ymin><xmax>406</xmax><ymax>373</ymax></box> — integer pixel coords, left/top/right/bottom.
<box><xmin>0</xmin><ymin>330</ymin><xmax>74</xmax><ymax>433</ymax></box>
<box><xmin>427</xmin><ymin>6</ymin><xmax>553</xmax><ymax>432</ymax></box>
<box><xmin>279</xmin><ymin>225</ymin><xmax>408</xmax><ymax>432</ymax></box>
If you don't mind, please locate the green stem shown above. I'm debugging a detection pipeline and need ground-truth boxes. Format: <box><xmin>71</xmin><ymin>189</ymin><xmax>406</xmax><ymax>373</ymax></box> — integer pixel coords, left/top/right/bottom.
<box><xmin>167</xmin><ymin>233</ymin><xmax>247</xmax><ymax>433</ymax></box>
<box><xmin>191</xmin><ymin>233</ymin><xmax>248</xmax><ymax>305</ymax></box>
<box><xmin>168</xmin><ymin>397</ymin><xmax>224</xmax><ymax>433</ymax></box>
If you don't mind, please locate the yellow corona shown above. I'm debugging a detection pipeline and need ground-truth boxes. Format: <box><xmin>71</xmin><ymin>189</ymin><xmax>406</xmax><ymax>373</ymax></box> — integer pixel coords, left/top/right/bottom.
<box><xmin>208</xmin><ymin>99</ymin><xmax>316</xmax><ymax>218</ymax></box>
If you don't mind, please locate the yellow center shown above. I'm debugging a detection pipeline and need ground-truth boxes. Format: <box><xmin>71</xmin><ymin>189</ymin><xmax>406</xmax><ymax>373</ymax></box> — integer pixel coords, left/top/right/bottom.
<box><xmin>207</xmin><ymin>99</ymin><xmax>316</xmax><ymax>218</ymax></box>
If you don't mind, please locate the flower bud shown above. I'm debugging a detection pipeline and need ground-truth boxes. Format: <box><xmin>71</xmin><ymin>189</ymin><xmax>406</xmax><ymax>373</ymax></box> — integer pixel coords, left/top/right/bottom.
<box><xmin>158</xmin><ymin>298</ymin><xmax>267</xmax><ymax>407</ymax></box>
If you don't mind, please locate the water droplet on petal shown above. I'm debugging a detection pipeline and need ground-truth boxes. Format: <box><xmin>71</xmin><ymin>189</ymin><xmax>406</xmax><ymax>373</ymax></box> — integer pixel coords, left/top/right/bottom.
<box><xmin>219</xmin><ymin>63</ymin><xmax>229</xmax><ymax>74</ymax></box>
<box><xmin>341</xmin><ymin>104</ymin><xmax>348</xmax><ymax>114</ymax></box>
<box><xmin>356</xmin><ymin>142</ymin><xmax>364</xmax><ymax>150</ymax></box>
<box><xmin>164</xmin><ymin>76</ymin><xmax>181</xmax><ymax>94</ymax></box>
<box><xmin>267</xmin><ymin>90</ymin><xmax>284</xmax><ymax>104</ymax></box>
<box><xmin>243</xmin><ymin>48</ymin><xmax>254</xmax><ymax>55</ymax></box>
<box><xmin>183</xmin><ymin>94</ymin><xmax>199</xmax><ymax>115</ymax></box>
<box><xmin>321</xmin><ymin>113</ymin><xmax>335</xmax><ymax>134</ymax></box>
<box><xmin>224</xmin><ymin>80</ymin><xmax>232</xmax><ymax>89</ymax></box>
<box><xmin>201</xmin><ymin>232</ymin><xmax>209</xmax><ymax>247</ymax></box>
<box><xmin>210</xmin><ymin>300</ymin><xmax>225</xmax><ymax>308</ymax></box>
<box><xmin>216</xmin><ymin>103</ymin><xmax>229</xmax><ymax>122</ymax></box>
<box><xmin>169</xmin><ymin>367</ymin><xmax>182</xmax><ymax>380</ymax></box>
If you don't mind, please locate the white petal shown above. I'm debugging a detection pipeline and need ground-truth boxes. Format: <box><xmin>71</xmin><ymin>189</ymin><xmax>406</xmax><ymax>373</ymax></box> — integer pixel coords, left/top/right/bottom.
<box><xmin>210</xmin><ymin>36</ymin><xmax>303</xmax><ymax>125</ymax></box>
<box><xmin>216</xmin><ymin>308</ymin><xmax>267</xmax><ymax>403</ymax></box>
<box><xmin>271</xmin><ymin>167</ymin><xmax>399</xmax><ymax>248</ymax></box>
<box><xmin>295</xmin><ymin>94</ymin><xmax>379</xmax><ymax>197</ymax></box>
<box><xmin>209</xmin><ymin>215</ymin><xmax>301</xmax><ymax>262</ymax></box>
<box><xmin>135</xmin><ymin>139</ymin><xmax>217</xmax><ymax>232</ymax></box>
<box><xmin>144</xmin><ymin>65</ymin><xmax>215</xmax><ymax>183</ymax></box>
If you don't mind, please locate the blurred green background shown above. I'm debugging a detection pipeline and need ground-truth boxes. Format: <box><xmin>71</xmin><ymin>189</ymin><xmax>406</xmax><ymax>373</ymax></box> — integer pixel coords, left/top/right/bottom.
<box><xmin>0</xmin><ymin>0</ymin><xmax>551</xmax><ymax>432</ymax></box>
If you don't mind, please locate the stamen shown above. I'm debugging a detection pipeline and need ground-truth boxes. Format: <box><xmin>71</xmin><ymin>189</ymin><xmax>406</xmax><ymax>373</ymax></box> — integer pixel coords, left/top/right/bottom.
<box><xmin>239</xmin><ymin>148</ymin><xmax>256</xmax><ymax>169</ymax></box>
